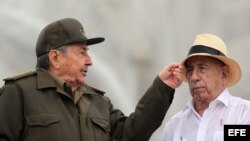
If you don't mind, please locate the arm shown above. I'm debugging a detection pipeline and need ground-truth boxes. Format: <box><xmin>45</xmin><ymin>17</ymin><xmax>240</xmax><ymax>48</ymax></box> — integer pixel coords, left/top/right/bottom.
<box><xmin>0</xmin><ymin>83</ymin><xmax>24</xmax><ymax>141</ymax></box>
<box><xmin>110</xmin><ymin>63</ymin><xmax>184</xmax><ymax>141</ymax></box>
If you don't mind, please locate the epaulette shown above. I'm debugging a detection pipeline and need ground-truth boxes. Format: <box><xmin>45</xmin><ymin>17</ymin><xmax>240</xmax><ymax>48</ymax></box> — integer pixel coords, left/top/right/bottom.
<box><xmin>3</xmin><ymin>70</ymin><xmax>36</xmax><ymax>82</ymax></box>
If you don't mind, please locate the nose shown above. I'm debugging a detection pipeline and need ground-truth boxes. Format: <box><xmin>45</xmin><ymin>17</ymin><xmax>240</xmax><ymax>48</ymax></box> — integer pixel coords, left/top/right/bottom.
<box><xmin>85</xmin><ymin>54</ymin><xmax>93</xmax><ymax>66</ymax></box>
<box><xmin>189</xmin><ymin>68</ymin><xmax>200</xmax><ymax>83</ymax></box>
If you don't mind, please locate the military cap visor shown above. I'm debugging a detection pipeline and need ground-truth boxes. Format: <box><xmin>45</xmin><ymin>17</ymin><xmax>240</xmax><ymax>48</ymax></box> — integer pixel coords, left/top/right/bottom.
<box><xmin>36</xmin><ymin>18</ymin><xmax>104</xmax><ymax>57</ymax></box>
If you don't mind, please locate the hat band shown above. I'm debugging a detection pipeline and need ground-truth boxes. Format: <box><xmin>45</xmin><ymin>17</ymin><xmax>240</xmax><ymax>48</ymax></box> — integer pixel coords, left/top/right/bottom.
<box><xmin>188</xmin><ymin>45</ymin><xmax>225</xmax><ymax>56</ymax></box>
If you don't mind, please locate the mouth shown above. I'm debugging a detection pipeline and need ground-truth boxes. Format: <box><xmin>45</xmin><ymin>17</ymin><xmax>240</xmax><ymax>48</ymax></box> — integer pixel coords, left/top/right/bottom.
<box><xmin>82</xmin><ymin>70</ymin><xmax>87</xmax><ymax>76</ymax></box>
<box><xmin>192</xmin><ymin>87</ymin><xmax>205</xmax><ymax>92</ymax></box>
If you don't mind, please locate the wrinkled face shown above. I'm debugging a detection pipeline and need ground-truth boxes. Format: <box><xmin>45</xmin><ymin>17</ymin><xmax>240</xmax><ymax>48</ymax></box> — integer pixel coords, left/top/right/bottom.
<box><xmin>185</xmin><ymin>56</ymin><xmax>228</xmax><ymax>102</ymax></box>
<box><xmin>56</xmin><ymin>43</ymin><xmax>92</xmax><ymax>86</ymax></box>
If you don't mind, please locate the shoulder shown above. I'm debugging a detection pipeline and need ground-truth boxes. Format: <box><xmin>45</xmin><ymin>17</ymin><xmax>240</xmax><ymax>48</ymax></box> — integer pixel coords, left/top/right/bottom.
<box><xmin>228</xmin><ymin>95</ymin><xmax>250</xmax><ymax>114</ymax></box>
<box><xmin>237</xmin><ymin>98</ymin><xmax>250</xmax><ymax>109</ymax></box>
<box><xmin>229</xmin><ymin>95</ymin><xmax>250</xmax><ymax>106</ymax></box>
<box><xmin>0</xmin><ymin>71</ymin><xmax>36</xmax><ymax>96</ymax></box>
<box><xmin>3</xmin><ymin>70</ymin><xmax>36</xmax><ymax>83</ymax></box>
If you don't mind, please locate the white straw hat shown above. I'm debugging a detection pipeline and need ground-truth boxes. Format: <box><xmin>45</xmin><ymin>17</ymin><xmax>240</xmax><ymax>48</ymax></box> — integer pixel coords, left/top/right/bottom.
<box><xmin>182</xmin><ymin>33</ymin><xmax>241</xmax><ymax>87</ymax></box>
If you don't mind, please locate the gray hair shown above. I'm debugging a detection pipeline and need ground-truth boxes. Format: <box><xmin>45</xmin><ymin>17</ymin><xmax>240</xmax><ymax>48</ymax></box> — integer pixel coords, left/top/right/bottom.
<box><xmin>36</xmin><ymin>46</ymin><xmax>68</xmax><ymax>69</ymax></box>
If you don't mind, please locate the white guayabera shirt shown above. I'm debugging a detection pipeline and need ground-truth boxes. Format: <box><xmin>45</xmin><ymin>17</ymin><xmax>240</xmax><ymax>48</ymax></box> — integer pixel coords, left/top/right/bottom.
<box><xmin>160</xmin><ymin>89</ymin><xmax>250</xmax><ymax>141</ymax></box>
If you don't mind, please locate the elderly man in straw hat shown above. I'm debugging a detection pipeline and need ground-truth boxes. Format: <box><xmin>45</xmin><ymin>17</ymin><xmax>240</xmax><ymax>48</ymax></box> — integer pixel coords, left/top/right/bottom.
<box><xmin>160</xmin><ymin>33</ymin><xmax>250</xmax><ymax>141</ymax></box>
<box><xmin>0</xmin><ymin>18</ymin><xmax>184</xmax><ymax>141</ymax></box>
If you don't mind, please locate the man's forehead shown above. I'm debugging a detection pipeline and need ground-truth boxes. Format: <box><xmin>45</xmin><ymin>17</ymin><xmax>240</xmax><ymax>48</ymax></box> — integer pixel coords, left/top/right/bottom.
<box><xmin>186</xmin><ymin>56</ymin><xmax>218</xmax><ymax>63</ymax></box>
<box><xmin>185</xmin><ymin>56</ymin><xmax>223</xmax><ymax>67</ymax></box>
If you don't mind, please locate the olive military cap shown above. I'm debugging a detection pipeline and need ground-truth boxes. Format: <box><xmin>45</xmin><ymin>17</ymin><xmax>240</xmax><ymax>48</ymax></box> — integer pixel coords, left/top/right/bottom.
<box><xmin>36</xmin><ymin>18</ymin><xmax>105</xmax><ymax>57</ymax></box>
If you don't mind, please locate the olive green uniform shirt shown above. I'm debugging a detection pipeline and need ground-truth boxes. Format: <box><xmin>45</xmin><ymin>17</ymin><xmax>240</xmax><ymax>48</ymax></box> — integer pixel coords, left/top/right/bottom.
<box><xmin>48</xmin><ymin>71</ymin><xmax>83</xmax><ymax>104</ymax></box>
<box><xmin>0</xmin><ymin>68</ymin><xmax>175</xmax><ymax>141</ymax></box>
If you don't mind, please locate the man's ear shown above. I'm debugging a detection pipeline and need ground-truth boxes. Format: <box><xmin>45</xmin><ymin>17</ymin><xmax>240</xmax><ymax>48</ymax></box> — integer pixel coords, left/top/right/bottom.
<box><xmin>222</xmin><ymin>65</ymin><xmax>229</xmax><ymax>80</ymax></box>
<box><xmin>48</xmin><ymin>50</ymin><xmax>61</xmax><ymax>69</ymax></box>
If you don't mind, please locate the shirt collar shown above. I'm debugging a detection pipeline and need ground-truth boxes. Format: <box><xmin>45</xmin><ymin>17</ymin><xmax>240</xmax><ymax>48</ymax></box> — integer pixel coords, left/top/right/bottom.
<box><xmin>36</xmin><ymin>68</ymin><xmax>57</xmax><ymax>89</ymax></box>
<box><xmin>36</xmin><ymin>68</ymin><xmax>105</xmax><ymax>96</ymax></box>
<box><xmin>48</xmin><ymin>71</ymin><xmax>66</xmax><ymax>91</ymax></box>
<box><xmin>212</xmin><ymin>89</ymin><xmax>230</xmax><ymax>107</ymax></box>
<box><xmin>186</xmin><ymin>89</ymin><xmax>230</xmax><ymax>112</ymax></box>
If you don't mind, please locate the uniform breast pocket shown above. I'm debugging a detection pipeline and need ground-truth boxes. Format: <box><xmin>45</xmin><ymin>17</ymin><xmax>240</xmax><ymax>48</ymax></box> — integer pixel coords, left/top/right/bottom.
<box><xmin>25</xmin><ymin>113</ymin><xmax>61</xmax><ymax>141</ymax></box>
<box><xmin>91</xmin><ymin>117</ymin><xmax>111</xmax><ymax>141</ymax></box>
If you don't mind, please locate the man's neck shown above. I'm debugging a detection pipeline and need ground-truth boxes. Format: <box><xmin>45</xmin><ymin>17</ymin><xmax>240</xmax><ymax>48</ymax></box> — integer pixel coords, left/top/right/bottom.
<box><xmin>194</xmin><ymin>101</ymin><xmax>209</xmax><ymax>117</ymax></box>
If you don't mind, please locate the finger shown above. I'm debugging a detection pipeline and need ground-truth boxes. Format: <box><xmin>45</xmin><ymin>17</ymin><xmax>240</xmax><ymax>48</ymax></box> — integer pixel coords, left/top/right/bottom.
<box><xmin>173</xmin><ymin>71</ymin><xmax>184</xmax><ymax>80</ymax></box>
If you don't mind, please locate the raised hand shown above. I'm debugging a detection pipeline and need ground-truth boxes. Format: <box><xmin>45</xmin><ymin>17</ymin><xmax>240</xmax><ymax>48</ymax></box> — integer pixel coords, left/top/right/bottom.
<box><xmin>159</xmin><ymin>63</ymin><xmax>185</xmax><ymax>89</ymax></box>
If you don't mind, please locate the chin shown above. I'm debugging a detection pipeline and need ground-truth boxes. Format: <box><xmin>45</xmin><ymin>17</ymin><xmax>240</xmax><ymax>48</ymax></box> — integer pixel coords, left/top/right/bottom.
<box><xmin>78</xmin><ymin>78</ymin><xmax>85</xmax><ymax>84</ymax></box>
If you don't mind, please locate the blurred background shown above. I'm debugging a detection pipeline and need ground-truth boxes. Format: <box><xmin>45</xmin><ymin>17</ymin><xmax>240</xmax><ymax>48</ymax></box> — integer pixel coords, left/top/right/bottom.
<box><xmin>1</xmin><ymin>0</ymin><xmax>250</xmax><ymax>140</ymax></box>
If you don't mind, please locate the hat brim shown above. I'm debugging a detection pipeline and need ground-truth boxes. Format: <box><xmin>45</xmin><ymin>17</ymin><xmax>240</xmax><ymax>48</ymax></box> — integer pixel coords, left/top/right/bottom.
<box><xmin>60</xmin><ymin>37</ymin><xmax>105</xmax><ymax>48</ymax></box>
<box><xmin>85</xmin><ymin>37</ymin><xmax>105</xmax><ymax>46</ymax></box>
<box><xmin>181</xmin><ymin>53</ymin><xmax>241</xmax><ymax>87</ymax></box>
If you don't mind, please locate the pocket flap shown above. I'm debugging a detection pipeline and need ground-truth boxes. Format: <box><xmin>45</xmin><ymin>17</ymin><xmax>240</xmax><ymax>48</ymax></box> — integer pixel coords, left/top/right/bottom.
<box><xmin>91</xmin><ymin>118</ymin><xmax>110</xmax><ymax>132</ymax></box>
<box><xmin>26</xmin><ymin>114</ymin><xmax>60</xmax><ymax>126</ymax></box>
